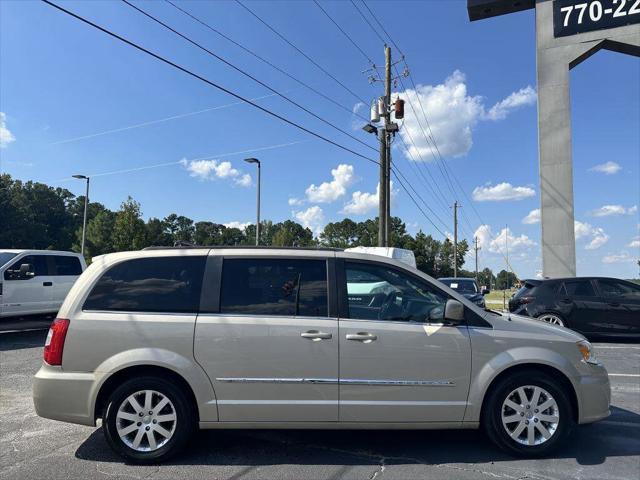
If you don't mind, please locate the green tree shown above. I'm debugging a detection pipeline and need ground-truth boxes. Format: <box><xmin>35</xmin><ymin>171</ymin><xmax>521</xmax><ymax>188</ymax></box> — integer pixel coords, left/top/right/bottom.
<box><xmin>112</xmin><ymin>197</ymin><xmax>147</xmax><ymax>251</ymax></box>
<box><xmin>83</xmin><ymin>210</ymin><xmax>117</xmax><ymax>257</ymax></box>
<box><xmin>145</xmin><ymin>218</ymin><xmax>173</xmax><ymax>246</ymax></box>
<box><xmin>478</xmin><ymin>267</ymin><xmax>496</xmax><ymax>290</ymax></box>
<box><xmin>162</xmin><ymin>214</ymin><xmax>195</xmax><ymax>244</ymax></box>
<box><xmin>271</xmin><ymin>220</ymin><xmax>314</xmax><ymax>247</ymax></box>
<box><xmin>319</xmin><ymin>219</ymin><xmax>360</xmax><ymax>247</ymax></box>
<box><xmin>496</xmin><ymin>269</ymin><xmax>518</xmax><ymax>290</ymax></box>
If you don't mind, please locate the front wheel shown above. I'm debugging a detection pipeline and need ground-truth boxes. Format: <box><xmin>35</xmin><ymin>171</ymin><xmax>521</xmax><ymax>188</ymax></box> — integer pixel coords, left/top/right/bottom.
<box><xmin>482</xmin><ymin>371</ymin><xmax>574</xmax><ymax>457</ymax></box>
<box><xmin>102</xmin><ymin>376</ymin><xmax>195</xmax><ymax>464</ymax></box>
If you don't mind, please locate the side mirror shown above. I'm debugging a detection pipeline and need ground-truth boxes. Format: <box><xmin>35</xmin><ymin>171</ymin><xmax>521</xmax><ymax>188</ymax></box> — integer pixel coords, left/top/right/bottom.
<box><xmin>444</xmin><ymin>299</ymin><xmax>465</xmax><ymax>323</ymax></box>
<box><xmin>481</xmin><ymin>287</ymin><xmax>490</xmax><ymax>295</ymax></box>
<box><xmin>19</xmin><ymin>263</ymin><xmax>34</xmax><ymax>278</ymax></box>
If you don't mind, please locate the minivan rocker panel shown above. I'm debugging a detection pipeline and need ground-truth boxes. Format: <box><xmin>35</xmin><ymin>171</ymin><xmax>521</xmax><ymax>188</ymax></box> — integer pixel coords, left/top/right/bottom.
<box><xmin>33</xmin><ymin>248</ymin><xmax>610</xmax><ymax>463</ymax></box>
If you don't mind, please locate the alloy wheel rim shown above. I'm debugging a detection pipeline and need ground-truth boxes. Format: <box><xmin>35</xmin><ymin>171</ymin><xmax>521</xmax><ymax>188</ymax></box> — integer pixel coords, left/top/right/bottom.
<box><xmin>539</xmin><ymin>314</ymin><xmax>564</xmax><ymax>326</ymax></box>
<box><xmin>116</xmin><ymin>390</ymin><xmax>177</xmax><ymax>452</ymax></box>
<box><xmin>501</xmin><ymin>385</ymin><xmax>559</xmax><ymax>446</ymax></box>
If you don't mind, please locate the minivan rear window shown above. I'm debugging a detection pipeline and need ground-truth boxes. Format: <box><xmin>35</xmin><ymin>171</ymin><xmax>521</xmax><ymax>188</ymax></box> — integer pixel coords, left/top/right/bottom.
<box><xmin>83</xmin><ymin>256</ymin><xmax>206</xmax><ymax>313</ymax></box>
<box><xmin>220</xmin><ymin>258</ymin><xmax>328</xmax><ymax>317</ymax></box>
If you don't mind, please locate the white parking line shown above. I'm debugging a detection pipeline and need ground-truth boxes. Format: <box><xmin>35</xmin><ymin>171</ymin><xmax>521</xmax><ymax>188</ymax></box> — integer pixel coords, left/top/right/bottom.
<box><xmin>596</xmin><ymin>346</ymin><xmax>640</xmax><ymax>350</ymax></box>
<box><xmin>608</xmin><ymin>373</ymin><xmax>640</xmax><ymax>377</ymax></box>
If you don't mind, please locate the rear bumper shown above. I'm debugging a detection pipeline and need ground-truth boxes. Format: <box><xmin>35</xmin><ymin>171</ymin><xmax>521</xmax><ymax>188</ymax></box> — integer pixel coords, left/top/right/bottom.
<box><xmin>33</xmin><ymin>364</ymin><xmax>99</xmax><ymax>427</ymax></box>
<box><xmin>575</xmin><ymin>364</ymin><xmax>611</xmax><ymax>424</ymax></box>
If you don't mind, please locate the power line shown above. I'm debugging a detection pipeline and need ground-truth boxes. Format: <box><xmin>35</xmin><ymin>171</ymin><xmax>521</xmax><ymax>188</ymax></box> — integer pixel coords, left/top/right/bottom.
<box><xmin>349</xmin><ymin>0</ymin><xmax>386</xmax><ymax>45</ymax></box>
<box><xmin>313</xmin><ymin>0</ymin><xmax>374</xmax><ymax>66</ymax></box>
<box><xmin>41</xmin><ymin>0</ymin><xmax>378</xmax><ymax>167</ymax></box>
<box><xmin>122</xmin><ymin>0</ymin><xmax>376</xmax><ymax>154</ymax></box>
<box><xmin>312</xmin><ymin>1</ymin><xmax>452</xmax><ymax>232</ymax></box>
<box><xmin>164</xmin><ymin>0</ymin><xmax>369</xmax><ymax>122</ymax></box>
<box><xmin>40</xmin><ymin>0</ymin><xmax>448</xmax><ymax>239</ymax></box>
<box><xmin>235</xmin><ymin>0</ymin><xmax>368</xmax><ymax>105</ymax></box>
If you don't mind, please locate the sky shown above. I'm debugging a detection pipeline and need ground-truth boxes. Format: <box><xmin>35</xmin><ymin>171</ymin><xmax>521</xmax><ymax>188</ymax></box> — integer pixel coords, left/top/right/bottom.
<box><xmin>1</xmin><ymin>0</ymin><xmax>638</xmax><ymax>279</ymax></box>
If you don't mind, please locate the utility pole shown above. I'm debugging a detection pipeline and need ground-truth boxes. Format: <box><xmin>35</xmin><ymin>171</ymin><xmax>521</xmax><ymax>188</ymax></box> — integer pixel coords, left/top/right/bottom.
<box><xmin>384</xmin><ymin>45</ymin><xmax>392</xmax><ymax>247</ymax></box>
<box><xmin>453</xmin><ymin>201</ymin><xmax>460</xmax><ymax>277</ymax></box>
<box><xmin>364</xmin><ymin>46</ymin><xmax>404</xmax><ymax>247</ymax></box>
<box><xmin>474</xmin><ymin>236</ymin><xmax>480</xmax><ymax>281</ymax></box>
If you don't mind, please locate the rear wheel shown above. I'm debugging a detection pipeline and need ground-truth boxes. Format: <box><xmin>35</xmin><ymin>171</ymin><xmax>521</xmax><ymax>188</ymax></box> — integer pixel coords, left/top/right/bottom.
<box><xmin>102</xmin><ymin>376</ymin><xmax>195</xmax><ymax>464</ymax></box>
<box><xmin>482</xmin><ymin>371</ymin><xmax>574</xmax><ymax>457</ymax></box>
<box><xmin>537</xmin><ymin>313</ymin><xmax>565</xmax><ymax>327</ymax></box>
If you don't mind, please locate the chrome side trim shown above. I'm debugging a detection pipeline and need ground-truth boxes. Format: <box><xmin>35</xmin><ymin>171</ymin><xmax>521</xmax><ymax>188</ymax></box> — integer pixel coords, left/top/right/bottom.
<box><xmin>341</xmin><ymin>379</ymin><xmax>455</xmax><ymax>387</ymax></box>
<box><xmin>215</xmin><ymin>377</ymin><xmax>338</xmax><ymax>384</ymax></box>
<box><xmin>215</xmin><ymin>378</ymin><xmax>455</xmax><ymax>387</ymax></box>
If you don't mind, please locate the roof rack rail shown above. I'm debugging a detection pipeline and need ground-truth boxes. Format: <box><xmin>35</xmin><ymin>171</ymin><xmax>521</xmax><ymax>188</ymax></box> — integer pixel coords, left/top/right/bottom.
<box><xmin>142</xmin><ymin>245</ymin><xmax>344</xmax><ymax>252</ymax></box>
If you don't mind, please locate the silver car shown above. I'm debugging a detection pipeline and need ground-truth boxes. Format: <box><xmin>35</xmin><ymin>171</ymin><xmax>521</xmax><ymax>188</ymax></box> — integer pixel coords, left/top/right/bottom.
<box><xmin>33</xmin><ymin>247</ymin><xmax>610</xmax><ymax>463</ymax></box>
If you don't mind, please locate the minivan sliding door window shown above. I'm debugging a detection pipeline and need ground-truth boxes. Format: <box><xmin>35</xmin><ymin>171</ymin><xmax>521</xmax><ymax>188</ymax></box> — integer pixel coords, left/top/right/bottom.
<box><xmin>220</xmin><ymin>258</ymin><xmax>328</xmax><ymax>317</ymax></box>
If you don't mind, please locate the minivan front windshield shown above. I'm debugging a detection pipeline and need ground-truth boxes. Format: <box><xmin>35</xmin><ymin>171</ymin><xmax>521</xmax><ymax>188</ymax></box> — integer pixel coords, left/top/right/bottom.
<box><xmin>0</xmin><ymin>252</ymin><xmax>18</xmax><ymax>269</ymax></box>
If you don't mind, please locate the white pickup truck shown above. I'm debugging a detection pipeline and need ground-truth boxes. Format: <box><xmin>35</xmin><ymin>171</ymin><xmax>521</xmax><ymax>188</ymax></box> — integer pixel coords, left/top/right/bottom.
<box><xmin>0</xmin><ymin>250</ymin><xmax>86</xmax><ymax>318</ymax></box>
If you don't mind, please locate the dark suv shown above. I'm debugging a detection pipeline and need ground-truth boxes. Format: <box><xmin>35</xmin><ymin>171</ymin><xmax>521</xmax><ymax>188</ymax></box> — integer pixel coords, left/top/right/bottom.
<box><xmin>508</xmin><ymin>277</ymin><xmax>640</xmax><ymax>338</ymax></box>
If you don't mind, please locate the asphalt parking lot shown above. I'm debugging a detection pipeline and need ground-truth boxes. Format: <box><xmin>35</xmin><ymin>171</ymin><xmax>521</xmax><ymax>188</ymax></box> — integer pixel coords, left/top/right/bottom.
<box><xmin>1</xmin><ymin>321</ymin><xmax>638</xmax><ymax>480</ymax></box>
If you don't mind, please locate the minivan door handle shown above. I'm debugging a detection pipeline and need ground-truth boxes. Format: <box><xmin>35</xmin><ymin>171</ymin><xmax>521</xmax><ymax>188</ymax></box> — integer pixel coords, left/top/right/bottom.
<box><xmin>301</xmin><ymin>330</ymin><xmax>332</xmax><ymax>341</ymax></box>
<box><xmin>42</xmin><ymin>282</ymin><xmax>53</xmax><ymax>287</ymax></box>
<box><xmin>346</xmin><ymin>332</ymin><xmax>377</xmax><ymax>343</ymax></box>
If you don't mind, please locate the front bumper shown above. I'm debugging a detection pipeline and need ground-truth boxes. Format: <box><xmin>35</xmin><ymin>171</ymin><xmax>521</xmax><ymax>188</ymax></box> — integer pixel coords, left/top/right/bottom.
<box><xmin>575</xmin><ymin>363</ymin><xmax>611</xmax><ymax>424</ymax></box>
<box><xmin>33</xmin><ymin>364</ymin><xmax>100</xmax><ymax>427</ymax></box>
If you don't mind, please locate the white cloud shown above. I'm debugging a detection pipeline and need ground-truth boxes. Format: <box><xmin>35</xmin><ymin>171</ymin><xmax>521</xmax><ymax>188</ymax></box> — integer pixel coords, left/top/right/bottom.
<box><xmin>305</xmin><ymin>164</ymin><xmax>354</xmax><ymax>203</ymax></box>
<box><xmin>223</xmin><ymin>221</ymin><xmax>250</xmax><ymax>230</ymax></box>
<box><xmin>288</xmin><ymin>197</ymin><xmax>304</xmax><ymax>206</ymax></box>
<box><xmin>628</xmin><ymin>237</ymin><xmax>640</xmax><ymax>248</ymax></box>
<box><xmin>489</xmin><ymin>227</ymin><xmax>537</xmax><ymax>253</ymax></box>
<box><xmin>522</xmin><ymin>208</ymin><xmax>541</xmax><ymax>224</ymax></box>
<box><xmin>398</xmin><ymin>71</ymin><xmax>536</xmax><ymax>159</ymax></box>
<box><xmin>589</xmin><ymin>161</ymin><xmax>621</xmax><ymax>175</ymax></box>
<box><xmin>473</xmin><ymin>224</ymin><xmax>536</xmax><ymax>254</ymax></box>
<box><xmin>485</xmin><ymin>86</ymin><xmax>537</xmax><ymax>121</ymax></box>
<box><xmin>0</xmin><ymin>112</ymin><xmax>15</xmax><ymax>148</ymax></box>
<box><xmin>574</xmin><ymin>220</ymin><xmax>609</xmax><ymax>250</ymax></box>
<box><xmin>589</xmin><ymin>204</ymin><xmax>637</xmax><ymax>217</ymax></box>
<box><xmin>351</xmin><ymin>102</ymin><xmax>366</xmax><ymax>131</ymax></box>
<box><xmin>602</xmin><ymin>252</ymin><xmax>635</xmax><ymax>264</ymax></box>
<box><xmin>180</xmin><ymin>158</ymin><xmax>252</xmax><ymax>187</ymax></box>
<box><xmin>472</xmin><ymin>182</ymin><xmax>535</xmax><ymax>202</ymax></box>
<box><xmin>293</xmin><ymin>206</ymin><xmax>325</xmax><ymax>234</ymax></box>
<box><xmin>340</xmin><ymin>181</ymin><xmax>396</xmax><ymax>216</ymax></box>
<box><xmin>342</xmin><ymin>185</ymin><xmax>380</xmax><ymax>215</ymax></box>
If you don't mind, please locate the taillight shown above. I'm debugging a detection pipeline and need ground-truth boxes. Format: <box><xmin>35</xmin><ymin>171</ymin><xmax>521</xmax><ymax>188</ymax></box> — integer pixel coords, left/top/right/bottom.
<box><xmin>44</xmin><ymin>318</ymin><xmax>70</xmax><ymax>366</ymax></box>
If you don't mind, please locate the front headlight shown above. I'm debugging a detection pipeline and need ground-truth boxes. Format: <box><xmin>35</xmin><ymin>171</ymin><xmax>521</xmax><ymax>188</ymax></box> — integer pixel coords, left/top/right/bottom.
<box><xmin>577</xmin><ymin>340</ymin><xmax>599</xmax><ymax>365</ymax></box>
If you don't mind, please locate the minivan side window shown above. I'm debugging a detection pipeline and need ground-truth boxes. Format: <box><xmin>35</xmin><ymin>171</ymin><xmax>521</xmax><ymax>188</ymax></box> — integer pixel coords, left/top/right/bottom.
<box><xmin>83</xmin><ymin>256</ymin><xmax>206</xmax><ymax>313</ymax></box>
<box><xmin>52</xmin><ymin>256</ymin><xmax>82</xmax><ymax>276</ymax></box>
<box><xmin>562</xmin><ymin>280</ymin><xmax>596</xmax><ymax>297</ymax></box>
<box><xmin>4</xmin><ymin>255</ymin><xmax>48</xmax><ymax>280</ymax></box>
<box><xmin>345</xmin><ymin>261</ymin><xmax>449</xmax><ymax>323</ymax></box>
<box><xmin>220</xmin><ymin>258</ymin><xmax>328</xmax><ymax>317</ymax></box>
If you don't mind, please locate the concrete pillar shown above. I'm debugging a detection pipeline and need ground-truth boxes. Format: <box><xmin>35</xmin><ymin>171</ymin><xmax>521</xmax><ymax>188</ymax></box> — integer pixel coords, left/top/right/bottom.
<box><xmin>535</xmin><ymin>0</ymin><xmax>640</xmax><ymax>278</ymax></box>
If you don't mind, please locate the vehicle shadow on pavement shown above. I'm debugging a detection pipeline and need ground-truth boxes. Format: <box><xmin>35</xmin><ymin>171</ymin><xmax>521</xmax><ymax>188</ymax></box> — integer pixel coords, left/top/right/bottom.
<box><xmin>0</xmin><ymin>329</ymin><xmax>47</xmax><ymax>351</ymax></box>
<box><xmin>75</xmin><ymin>406</ymin><xmax>640</xmax><ymax>467</ymax></box>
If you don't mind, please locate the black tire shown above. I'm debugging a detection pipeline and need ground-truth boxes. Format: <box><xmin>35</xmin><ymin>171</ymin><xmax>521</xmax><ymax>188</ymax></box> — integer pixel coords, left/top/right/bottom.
<box><xmin>536</xmin><ymin>312</ymin><xmax>567</xmax><ymax>328</ymax></box>
<box><xmin>482</xmin><ymin>370</ymin><xmax>574</xmax><ymax>457</ymax></box>
<box><xmin>102</xmin><ymin>376</ymin><xmax>195</xmax><ymax>464</ymax></box>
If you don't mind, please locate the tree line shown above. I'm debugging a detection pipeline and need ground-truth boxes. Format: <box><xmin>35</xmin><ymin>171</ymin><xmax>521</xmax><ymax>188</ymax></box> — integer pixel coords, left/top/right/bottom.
<box><xmin>1</xmin><ymin>173</ymin><xmax>507</xmax><ymax>283</ymax></box>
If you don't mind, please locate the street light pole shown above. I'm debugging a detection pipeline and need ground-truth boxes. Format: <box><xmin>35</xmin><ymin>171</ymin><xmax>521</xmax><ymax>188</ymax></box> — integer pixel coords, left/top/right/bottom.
<box><xmin>72</xmin><ymin>175</ymin><xmax>90</xmax><ymax>256</ymax></box>
<box><xmin>244</xmin><ymin>158</ymin><xmax>261</xmax><ymax>246</ymax></box>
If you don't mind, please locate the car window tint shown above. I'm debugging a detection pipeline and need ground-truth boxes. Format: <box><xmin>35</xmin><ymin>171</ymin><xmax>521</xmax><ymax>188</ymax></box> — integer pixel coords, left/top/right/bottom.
<box><xmin>4</xmin><ymin>255</ymin><xmax>49</xmax><ymax>280</ymax></box>
<box><xmin>345</xmin><ymin>261</ymin><xmax>449</xmax><ymax>323</ymax></box>
<box><xmin>220</xmin><ymin>258</ymin><xmax>328</xmax><ymax>317</ymax></box>
<box><xmin>52</xmin><ymin>256</ymin><xmax>83</xmax><ymax>276</ymax></box>
<box><xmin>84</xmin><ymin>256</ymin><xmax>206</xmax><ymax>313</ymax></box>
<box><xmin>0</xmin><ymin>252</ymin><xmax>18</xmax><ymax>269</ymax></box>
<box><xmin>563</xmin><ymin>280</ymin><xmax>596</xmax><ymax>297</ymax></box>
<box><xmin>598</xmin><ymin>280</ymin><xmax>640</xmax><ymax>298</ymax></box>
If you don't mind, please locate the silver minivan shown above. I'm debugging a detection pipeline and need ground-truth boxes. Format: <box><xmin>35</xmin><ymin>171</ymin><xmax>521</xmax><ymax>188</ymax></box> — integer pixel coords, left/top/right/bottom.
<box><xmin>33</xmin><ymin>247</ymin><xmax>610</xmax><ymax>463</ymax></box>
